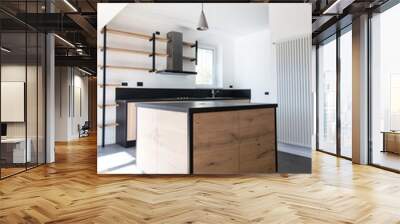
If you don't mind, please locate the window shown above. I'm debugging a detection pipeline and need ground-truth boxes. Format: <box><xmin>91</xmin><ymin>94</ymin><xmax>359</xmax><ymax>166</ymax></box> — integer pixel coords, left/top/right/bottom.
<box><xmin>370</xmin><ymin>2</ymin><xmax>400</xmax><ymax>171</ymax></box>
<box><xmin>317</xmin><ymin>37</ymin><xmax>337</xmax><ymax>155</ymax></box>
<box><xmin>196</xmin><ymin>47</ymin><xmax>215</xmax><ymax>85</ymax></box>
<box><xmin>316</xmin><ymin>27</ymin><xmax>353</xmax><ymax>159</ymax></box>
<box><xmin>0</xmin><ymin>2</ymin><xmax>46</xmax><ymax>179</ymax></box>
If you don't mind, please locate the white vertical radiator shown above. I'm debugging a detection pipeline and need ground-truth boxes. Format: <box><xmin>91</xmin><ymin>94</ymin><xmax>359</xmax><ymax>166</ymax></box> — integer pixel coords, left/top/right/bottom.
<box><xmin>276</xmin><ymin>36</ymin><xmax>313</xmax><ymax>148</ymax></box>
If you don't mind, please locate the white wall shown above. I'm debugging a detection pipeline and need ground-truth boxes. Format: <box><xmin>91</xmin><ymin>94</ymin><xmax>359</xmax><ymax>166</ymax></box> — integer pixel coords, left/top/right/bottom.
<box><xmin>97</xmin><ymin>3</ymin><xmax>128</xmax><ymax>30</ymax></box>
<box><xmin>269</xmin><ymin>4</ymin><xmax>312</xmax><ymax>42</ymax></box>
<box><xmin>272</xmin><ymin>4</ymin><xmax>312</xmax><ymax>149</ymax></box>
<box><xmin>231</xmin><ymin>4</ymin><xmax>311</xmax><ymax>104</ymax></box>
<box><xmin>1</xmin><ymin>63</ymin><xmax>47</xmax><ymax>163</ymax></box>
<box><xmin>55</xmin><ymin>67</ymin><xmax>89</xmax><ymax>141</ymax></box>
<box><xmin>233</xmin><ymin>30</ymin><xmax>274</xmax><ymax>103</ymax></box>
<box><xmin>55</xmin><ymin>67</ymin><xmax>69</xmax><ymax>141</ymax></box>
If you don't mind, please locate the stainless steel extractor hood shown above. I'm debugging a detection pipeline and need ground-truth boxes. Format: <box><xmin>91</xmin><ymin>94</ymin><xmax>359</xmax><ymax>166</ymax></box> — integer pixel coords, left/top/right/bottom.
<box><xmin>157</xmin><ymin>31</ymin><xmax>197</xmax><ymax>75</ymax></box>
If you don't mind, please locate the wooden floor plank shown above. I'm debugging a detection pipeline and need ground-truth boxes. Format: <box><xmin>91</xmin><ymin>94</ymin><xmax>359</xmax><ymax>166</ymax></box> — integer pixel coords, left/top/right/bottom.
<box><xmin>0</xmin><ymin>134</ymin><xmax>400</xmax><ymax>223</ymax></box>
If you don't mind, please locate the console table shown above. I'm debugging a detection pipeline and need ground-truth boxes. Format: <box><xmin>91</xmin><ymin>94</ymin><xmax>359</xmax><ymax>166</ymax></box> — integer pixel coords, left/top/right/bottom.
<box><xmin>382</xmin><ymin>131</ymin><xmax>400</xmax><ymax>155</ymax></box>
<box><xmin>1</xmin><ymin>138</ymin><xmax>32</xmax><ymax>166</ymax></box>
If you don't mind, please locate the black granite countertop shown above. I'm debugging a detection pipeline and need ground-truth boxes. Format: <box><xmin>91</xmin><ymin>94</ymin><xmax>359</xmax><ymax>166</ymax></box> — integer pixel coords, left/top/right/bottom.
<box><xmin>136</xmin><ymin>101</ymin><xmax>277</xmax><ymax>113</ymax></box>
<box><xmin>116</xmin><ymin>97</ymin><xmax>250</xmax><ymax>103</ymax></box>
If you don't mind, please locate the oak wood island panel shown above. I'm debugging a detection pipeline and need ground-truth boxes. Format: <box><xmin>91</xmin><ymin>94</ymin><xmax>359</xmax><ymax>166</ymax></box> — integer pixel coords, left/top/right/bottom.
<box><xmin>193</xmin><ymin>108</ymin><xmax>276</xmax><ymax>174</ymax></box>
<box><xmin>136</xmin><ymin>101</ymin><xmax>277</xmax><ymax>174</ymax></box>
<box><xmin>136</xmin><ymin>107</ymin><xmax>189</xmax><ymax>174</ymax></box>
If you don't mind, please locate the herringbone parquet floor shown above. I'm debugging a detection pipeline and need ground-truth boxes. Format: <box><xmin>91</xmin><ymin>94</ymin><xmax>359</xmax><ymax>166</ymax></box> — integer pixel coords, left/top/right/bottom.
<box><xmin>1</xmin><ymin>135</ymin><xmax>400</xmax><ymax>224</ymax></box>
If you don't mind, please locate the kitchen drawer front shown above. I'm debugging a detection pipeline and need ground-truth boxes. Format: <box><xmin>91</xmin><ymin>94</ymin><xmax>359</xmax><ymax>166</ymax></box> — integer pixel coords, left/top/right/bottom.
<box><xmin>193</xmin><ymin>111</ymin><xmax>240</xmax><ymax>174</ymax></box>
<box><xmin>238</xmin><ymin>108</ymin><xmax>276</xmax><ymax>173</ymax></box>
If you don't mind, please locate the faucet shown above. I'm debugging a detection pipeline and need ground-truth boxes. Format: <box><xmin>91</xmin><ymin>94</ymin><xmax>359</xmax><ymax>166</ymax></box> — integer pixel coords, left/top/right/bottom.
<box><xmin>211</xmin><ymin>89</ymin><xmax>220</xmax><ymax>98</ymax></box>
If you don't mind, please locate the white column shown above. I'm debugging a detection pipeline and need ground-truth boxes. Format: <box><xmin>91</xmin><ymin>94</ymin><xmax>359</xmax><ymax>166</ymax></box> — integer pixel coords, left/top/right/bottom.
<box><xmin>46</xmin><ymin>32</ymin><xmax>55</xmax><ymax>163</ymax></box>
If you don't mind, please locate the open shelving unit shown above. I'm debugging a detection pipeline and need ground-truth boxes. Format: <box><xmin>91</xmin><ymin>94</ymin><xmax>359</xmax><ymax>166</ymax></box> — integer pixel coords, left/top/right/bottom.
<box><xmin>99</xmin><ymin>26</ymin><xmax>199</xmax><ymax>147</ymax></box>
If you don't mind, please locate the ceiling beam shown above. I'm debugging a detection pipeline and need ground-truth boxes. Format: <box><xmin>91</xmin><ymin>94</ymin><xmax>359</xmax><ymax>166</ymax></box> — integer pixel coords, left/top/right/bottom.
<box><xmin>55</xmin><ymin>55</ymin><xmax>96</xmax><ymax>69</ymax></box>
<box><xmin>66</xmin><ymin>14</ymin><xmax>96</xmax><ymax>35</ymax></box>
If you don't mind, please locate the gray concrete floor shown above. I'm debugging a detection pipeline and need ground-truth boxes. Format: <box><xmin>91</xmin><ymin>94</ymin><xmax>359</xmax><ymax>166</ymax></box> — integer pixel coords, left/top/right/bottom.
<box><xmin>97</xmin><ymin>144</ymin><xmax>140</xmax><ymax>174</ymax></box>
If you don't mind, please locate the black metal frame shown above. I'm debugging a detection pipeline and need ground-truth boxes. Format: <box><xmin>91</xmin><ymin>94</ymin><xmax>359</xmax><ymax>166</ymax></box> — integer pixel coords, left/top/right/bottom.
<box><xmin>315</xmin><ymin>24</ymin><xmax>352</xmax><ymax>161</ymax></box>
<box><xmin>367</xmin><ymin>11</ymin><xmax>373</xmax><ymax>165</ymax></box>
<box><xmin>315</xmin><ymin>44</ymin><xmax>319</xmax><ymax>151</ymax></box>
<box><xmin>149</xmin><ymin>31</ymin><xmax>160</xmax><ymax>73</ymax></box>
<box><xmin>367</xmin><ymin>1</ymin><xmax>400</xmax><ymax>172</ymax></box>
<box><xmin>101</xmin><ymin>26</ymin><xmax>107</xmax><ymax>148</ymax></box>
<box><xmin>191</xmin><ymin>41</ymin><xmax>198</xmax><ymax>65</ymax></box>
<box><xmin>316</xmin><ymin>0</ymin><xmax>400</xmax><ymax>169</ymax></box>
<box><xmin>0</xmin><ymin>24</ymin><xmax>2</xmax><ymax>179</ymax></box>
<box><xmin>336</xmin><ymin>29</ymin><xmax>341</xmax><ymax>158</ymax></box>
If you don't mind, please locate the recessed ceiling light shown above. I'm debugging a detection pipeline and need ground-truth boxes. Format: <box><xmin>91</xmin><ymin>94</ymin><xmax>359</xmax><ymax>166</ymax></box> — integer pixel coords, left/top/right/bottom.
<box><xmin>322</xmin><ymin>0</ymin><xmax>353</xmax><ymax>15</ymax></box>
<box><xmin>78</xmin><ymin>67</ymin><xmax>92</xmax><ymax>76</ymax></box>
<box><xmin>54</xmin><ymin>34</ymin><xmax>75</xmax><ymax>48</ymax></box>
<box><xmin>1</xmin><ymin>47</ymin><xmax>11</xmax><ymax>53</ymax></box>
<box><xmin>63</xmin><ymin>0</ymin><xmax>78</xmax><ymax>12</ymax></box>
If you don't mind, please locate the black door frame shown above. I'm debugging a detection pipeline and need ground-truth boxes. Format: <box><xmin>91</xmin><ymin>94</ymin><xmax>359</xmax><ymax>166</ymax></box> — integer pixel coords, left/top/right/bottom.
<box><xmin>315</xmin><ymin>24</ymin><xmax>352</xmax><ymax>161</ymax></box>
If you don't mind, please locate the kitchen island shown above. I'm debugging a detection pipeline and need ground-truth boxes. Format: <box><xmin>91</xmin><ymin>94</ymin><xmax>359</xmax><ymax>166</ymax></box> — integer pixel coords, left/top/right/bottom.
<box><xmin>136</xmin><ymin>101</ymin><xmax>278</xmax><ymax>174</ymax></box>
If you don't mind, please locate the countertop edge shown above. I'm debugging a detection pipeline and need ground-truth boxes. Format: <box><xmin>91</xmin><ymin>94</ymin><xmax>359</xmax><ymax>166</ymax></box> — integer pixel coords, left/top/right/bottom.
<box><xmin>116</xmin><ymin>97</ymin><xmax>250</xmax><ymax>103</ymax></box>
<box><xmin>189</xmin><ymin>104</ymin><xmax>277</xmax><ymax>113</ymax></box>
<box><xmin>136</xmin><ymin>102</ymin><xmax>278</xmax><ymax>113</ymax></box>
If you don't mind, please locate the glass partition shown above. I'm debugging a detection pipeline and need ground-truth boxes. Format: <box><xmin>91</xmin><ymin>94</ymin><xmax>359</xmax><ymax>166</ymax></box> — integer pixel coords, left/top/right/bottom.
<box><xmin>0</xmin><ymin>1</ymin><xmax>46</xmax><ymax>179</ymax></box>
<box><xmin>27</xmin><ymin>30</ymin><xmax>38</xmax><ymax>169</ymax></box>
<box><xmin>339</xmin><ymin>29</ymin><xmax>352</xmax><ymax>158</ymax></box>
<box><xmin>317</xmin><ymin>37</ymin><xmax>337</xmax><ymax>155</ymax></box>
<box><xmin>1</xmin><ymin>31</ymin><xmax>28</xmax><ymax>177</ymax></box>
<box><xmin>370</xmin><ymin>3</ymin><xmax>400</xmax><ymax>171</ymax></box>
<box><xmin>38</xmin><ymin>32</ymin><xmax>46</xmax><ymax>165</ymax></box>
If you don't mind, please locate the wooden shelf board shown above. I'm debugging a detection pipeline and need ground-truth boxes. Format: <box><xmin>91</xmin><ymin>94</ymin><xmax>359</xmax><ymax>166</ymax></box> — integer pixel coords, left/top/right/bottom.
<box><xmin>101</xmin><ymin>47</ymin><xmax>168</xmax><ymax>57</ymax></box>
<box><xmin>107</xmin><ymin>29</ymin><xmax>168</xmax><ymax>42</ymax></box>
<box><xmin>100</xmin><ymin>47</ymin><xmax>194</xmax><ymax>60</ymax></box>
<box><xmin>183</xmin><ymin>42</ymin><xmax>195</xmax><ymax>47</ymax></box>
<box><xmin>105</xmin><ymin>28</ymin><xmax>195</xmax><ymax>46</ymax></box>
<box><xmin>98</xmin><ymin>65</ymin><xmax>151</xmax><ymax>71</ymax></box>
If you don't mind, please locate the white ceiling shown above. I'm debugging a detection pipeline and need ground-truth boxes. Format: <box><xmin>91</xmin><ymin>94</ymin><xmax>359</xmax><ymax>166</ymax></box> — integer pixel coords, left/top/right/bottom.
<box><xmin>110</xmin><ymin>3</ymin><xmax>269</xmax><ymax>38</ymax></box>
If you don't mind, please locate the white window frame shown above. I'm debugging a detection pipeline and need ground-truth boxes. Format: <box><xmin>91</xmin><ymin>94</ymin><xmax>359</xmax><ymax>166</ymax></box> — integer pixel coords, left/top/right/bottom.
<box><xmin>195</xmin><ymin>45</ymin><xmax>218</xmax><ymax>88</ymax></box>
